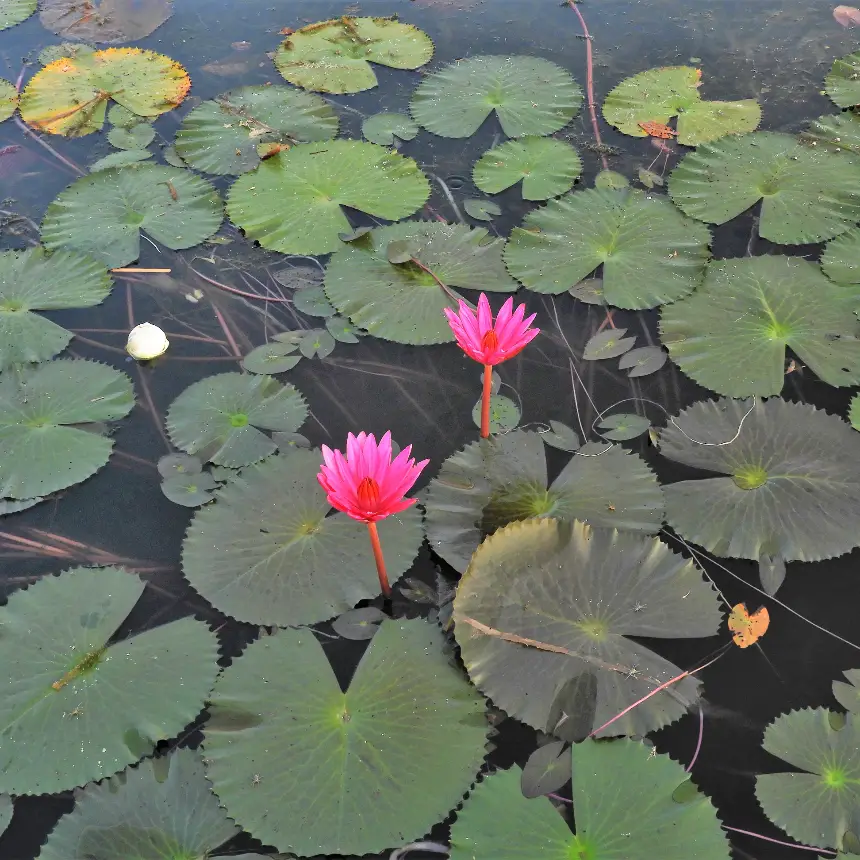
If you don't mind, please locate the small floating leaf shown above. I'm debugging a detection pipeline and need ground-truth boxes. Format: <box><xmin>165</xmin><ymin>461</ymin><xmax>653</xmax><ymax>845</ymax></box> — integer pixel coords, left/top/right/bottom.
<box><xmin>293</xmin><ymin>285</ymin><xmax>336</xmax><ymax>317</ymax></box>
<box><xmin>598</xmin><ymin>413</ymin><xmax>651</xmax><ymax>442</ymax></box>
<box><xmin>541</xmin><ymin>420</ymin><xmax>580</xmax><ymax>452</ymax></box>
<box><xmin>298</xmin><ymin>328</ymin><xmax>335</xmax><ymax>358</ymax></box>
<box><xmin>157</xmin><ymin>453</ymin><xmax>202</xmax><ymax>477</ymax></box>
<box><xmin>387</xmin><ymin>239</ymin><xmax>416</xmax><ymax>264</ymax></box>
<box><xmin>325</xmin><ymin>315</ymin><xmax>361</xmax><ymax>343</ymax></box>
<box><xmin>521</xmin><ymin>741</ymin><xmax>571</xmax><ymax>799</ymax></box>
<box><xmin>331</xmin><ymin>606</ymin><xmax>386</xmax><ymax>640</ymax></box>
<box><xmin>618</xmin><ymin>345</ymin><xmax>668</xmax><ymax>377</ymax></box>
<box><xmin>759</xmin><ymin>554</ymin><xmax>786</xmax><ymax>596</ymax></box>
<box><xmin>107</xmin><ymin>123</ymin><xmax>155</xmax><ymax>150</ymax></box>
<box><xmin>241</xmin><ymin>341</ymin><xmax>301</xmax><ymax>374</ymax></box>
<box><xmin>463</xmin><ymin>198</ymin><xmax>502</xmax><ymax>221</ymax></box>
<box><xmin>471</xmin><ymin>394</ymin><xmax>520</xmax><ymax>433</ymax></box>
<box><xmin>671</xmin><ymin>777</ymin><xmax>702</xmax><ymax>804</ymax></box>
<box><xmin>728</xmin><ymin>603</ymin><xmax>770</xmax><ymax>648</ymax></box>
<box><xmin>594</xmin><ymin>169</ymin><xmax>629</xmax><ymax>190</ymax></box>
<box><xmin>161</xmin><ymin>471</ymin><xmax>217</xmax><ymax>507</ymax></box>
<box><xmin>583</xmin><ymin>328</ymin><xmax>637</xmax><ymax>360</ymax></box>
<box><xmin>362</xmin><ymin>111</ymin><xmax>419</xmax><ymax>145</ymax></box>
<box><xmin>826</xmin><ymin>51</ymin><xmax>860</xmax><ymax>108</ymax></box>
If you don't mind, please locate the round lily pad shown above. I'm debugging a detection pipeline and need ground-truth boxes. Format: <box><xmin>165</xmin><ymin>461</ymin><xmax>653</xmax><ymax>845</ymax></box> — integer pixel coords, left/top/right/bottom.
<box><xmin>0</xmin><ymin>78</ymin><xmax>17</xmax><ymax>122</ymax></box>
<box><xmin>182</xmin><ymin>448</ymin><xmax>424</xmax><ymax>626</ymax></box>
<box><xmin>227</xmin><ymin>140</ymin><xmax>429</xmax><ymax>256</ymax></box>
<box><xmin>505</xmin><ymin>187</ymin><xmax>711</xmax><ymax>308</ymax></box>
<box><xmin>834</xmin><ymin>669</ymin><xmax>860</xmax><ymax>713</ymax></box>
<box><xmin>424</xmin><ymin>430</ymin><xmax>664</xmax><ymax>573</ymax></box>
<box><xmin>241</xmin><ymin>340</ymin><xmax>300</xmax><ymax>374</ymax></box>
<box><xmin>411</xmin><ymin>55</ymin><xmax>582</xmax><ymax>139</ymax></box>
<box><xmin>37</xmin><ymin>42</ymin><xmax>95</xmax><ymax>66</ymax></box>
<box><xmin>362</xmin><ymin>111</ymin><xmax>419</xmax><ymax>145</ymax></box>
<box><xmin>471</xmin><ymin>394</ymin><xmax>520</xmax><ymax>433</ymax></box>
<box><xmin>658</xmin><ymin>397</ymin><xmax>860</xmax><ymax>562</ymax></box>
<box><xmin>594</xmin><ymin>169</ymin><xmax>629</xmax><ymax>190</ymax></box>
<box><xmin>0</xmin><ymin>359</ymin><xmax>133</xmax><ymax>499</ymax></box>
<box><xmin>203</xmin><ymin>618</ymin><xmax>488</xmax><ymax>855</ymax></box>
<box><xmin>822</xmin><ymin>227</ymin><xmax>860</xmax><ymax>285</ymax></box>
<box><xmin>175</xmin><ymin>86</ymin><xmax>339</xmax><ymax>175</ymax></box>
<box><xmin>668</xmin><ymin>131</ymin><xmax>860</xmax><ymax>244</ymax></box>
<box><xmin>274</xmin><ymin>16</ymin><xmax>434</xmax><ymax>94</ymax></box>
<box><xmin>41</xmin><ymin>164</ymin><xmax>223</xmax><ymax>269</ymax></box>
<box><xmin>0</xmin><ymin>0</ymin><xmax>35</xmax><ymax>30</ymax></box>
<box><xmin>0</xmin><ymin>247</ymin><xmax>112</xmax><ymax>370</ymax></box>
<box><xmin>107</xmin><ymin>123</ymin><xmax>154</xmax><ymax>150</ymax></box>
<box><xmin>660</xmin><ymin>255</ymin><xmax>860</xmax><ymax>397</ymax></box>
<box><xmin>89</xmin><ymin>149</ymin><xmax>152</xmax><ymax>171</ymax></box>
<box><xmin>826</xmin><ymin>52</ymin><xmax>860</xmax><ymax>108</ymax></box>
<box><xmin>473</xmin><ymin>136</ymin><xmax>582</xmax><ymax>200</ymax></box>
<box><xmin>0</xmin><ymin>566</ymin><xmax>218</xmax><ymax>795</ymax></box>
<box><xmin>324</xmin><ymin>221</ymin><xmax>517</xmax><ymax>344</ymax></box>
<box><xmin>39</xmin><ymin>0</ymin><xmax>172</xmax><ymax>44</ymax></box>
<box><xmin>165</xmin><ymin>372</ymin><xmax>307</xmax><ymax>468</ymax></box>
<box><xmin>161</xmin><ymin>471</ymin><xmax>217</xmax><ymax>507</ymax></box>
<box><xmin>453</xmin><ymin>518</ymin><xmax>722</xmax><ymax>738</ymax></box>
<box><xmin>802</xmin><ymin>113</ymin><xmax>860</xmax><ymax>155</ymax></box>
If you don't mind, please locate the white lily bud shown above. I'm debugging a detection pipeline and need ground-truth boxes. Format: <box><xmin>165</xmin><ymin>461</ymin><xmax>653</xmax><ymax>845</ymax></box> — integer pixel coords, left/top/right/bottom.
<box><xmin>126</xmin><ymin>323</ymin><xmax>169</xmax><ymax>360</ymax></box>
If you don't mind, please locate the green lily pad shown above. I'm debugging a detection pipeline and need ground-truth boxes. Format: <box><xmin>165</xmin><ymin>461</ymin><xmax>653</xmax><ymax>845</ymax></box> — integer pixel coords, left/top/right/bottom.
<box><xmin>661</xmin><ymin>255</ymin><xmax>860</xmax><ymax>397</ymax></box>
<box><xmin>851</xmin><ymin>394</ymin><xmax>860</xmax><ymax>431</ymax></box>
<box><xmin>241</xmin><ymin>340</ymin><xmax>301</xmax><ymax>374</ymax></box>
<box><xmin>41</xmin><ymin>164</ymin><xmax>223</xmax><ymax>269</ymax></box>
<box><xmin>583</xmin><ymin>328</ymin><xmax>637</xmax><ymax>360</ymax></box>
<box><xmin>0</xmin><ymin>796</ymin><xmax>10</xmax><ymax>837</ymax></box>
<box><xmin>822</xmin><ymin>227</ymin><xmax>860</xmax><ymax>285</ymax></box>
<box><xmin>410</xmin><ymin>55</ymin><xmax>582</xmax><ymax>139</ymax></box>
<box><xmin>297</xmin><ymin>328</ymin><xmax>335</xmax><ymax>358</ymax></box>
<box><xmin>0</xmin><ymin>78</ymin><xmax>17</xmax><ymax>122</ymax></box>
<box><xmin>0</xmin><ymin>247</ymin><xmax>112</xmax><ymax>369</ymax></box>
<box><xmin>227</xmin><ymin>140</ymin><xmax>429</xmax><ymax>256</ymax></box>
<box><xmin>602</xmin><ymin>65</ymin><xmax>760</xmax><ymax>146</ymax></box>
<box><xmin>756</xmin><ymin>709</ymin><xmax>860</xmax><ymax>851</ymax></box>
<box><xmin>326</xmin><ymin>315</ymin><xmax>361</xmax><ymax>343</ymax></box>
<box><xmin>0</xmin><ymin>0</ymin><xmax>35</xmax><ymax>30</ymax></box>
<box><xmin>463</xmin><ymin>198</ymin><xmax>502</xmax><ymax>221</ymax></box>
<box><xmin>165</xmin><ymin>372</ymin><xmax>307</xmax><ymax>468</ymax></box>
<box><xmin>0</xmin><ymin>359</ymin><xmax>133</xmax><ymax>500</ymax></box>
<box><xmin>275</xmin><ymin>16</ymin><xmax>433</xmax><ymax>94</ymax></box>
<box><xmin>453</xmin><ymin>518</ymin><xmax>722</xmax><ymax>738</ymax></box>
<box><xmin>0</xmin><ymin>566</ymin><xmax>218</xmax><ymax>795</ymax></box>
<box><xmin>473</xmin><ymin>136</ymin><xmax>582</xmax><ymax>201</ymax></box>
<box><xmin>175</xmin><ymin>86</ymin><xmax>339</xmax><ymax>175</ymax></box>
<box><xmin>472</xmin><ymin>394</ymin><xmax>521</xmax><ymax>433</ymax></box>
<box><xmin>833</xmin><ymin>669</ymin><xmax>860</xmax><ymax>713</ymax></box>
<box><xmin>598</xmin><ymin>413</ymin><xmax>651</xmax><ymax>441</ymax></box>
<box><xmin>362</xmin><ymin>111</ymin><xmax>419</xmax><ymax>145</ymax></box>
<box><xmin>182</xmin><ymin>448</ymin><xmax>424</xmax><ymax>626</ymax></box>
<box><xmin>37</xmin><ymin>42</ymin><xmax>95</xmax><ymax>66</ymax></box>
<box><xmin>331</xmin><ymin>606</ymin><xmax>386</xmax><ymax>640</ymax></box>
<box><xmin>668</xmin><ymin>131</ymin><xmax>860</xmax><ymax>244</ymax></box>
<box><xmin>801</xmin><ymin>113</ymin><xmax>860</xmax><ymax>155</ymax></box>
<box><xmin>449</xmin><ymin>742</ymin><xmax>730</xmax><ymax>860</ymax></box>
<box><xmin>89</xmin><ymin>149</ymin><xmax>152</xmax><ymax>171</ymax></box>
<box><xmin>157</xmin><ymin>452</ymin><xmax>201</xmax><ymax>477</ymax></box>
<box><xmin>40</xmin><ymin>751</ymin><xmax>241</xmax><ymax>860</ymax></box>
<box><xmin>107</xmin><ymin>122</ymin><xmax>154</xmax><ymax>150</ymax></box>
<box><xmin>325</xmin><ymin>221</ymin><xmax>517</xmax><ymax>344</ymax></box>
<box><xmin>161</xmin><ymin>471</ymin><xmax>217</xmax><ymax>506</ymax></box>
<box><xmin>541</xmin><ymin>420</ymin><xmax>580</xmax><ymax>452</ymax></box>
<box><xmin>107</xmin><ymin>102</ymin><xmax>140</xmax><ymax>128</ymax></box>
<box><xmin>826</xmin><ymin>52</ymin><xmax>860</xmax><ymax>108</ymax></box>
<box><xmin>594</xmin><ymin>169</ymin><xmax>629</xmax><ymax>190</ymax></box>
<box><xmin>505</xmin><ymin>188</ymin><xmax>711</xmax><ymax>308</ymax></box>
<box><xmin>520</xmin><ymin>741</ymin><xmax>571</xmax><ymax>799</ymax></box>
<box><xmin>293</xmin><ymin>285</ymin><xmax>336</xmax><ymax>317</ymax></box>
<box><xmin>619</xmin><ymin>345</ymin><xmax>669</xmax><ymax>377</ymax></box>
<box><xmin>659</xmin><ymin>397</ymin><xmax>860</xmax><ymax>562</ymax></box>
<box><xmin>424</xmin><ymin>430</ymin><xmax>664</xmax><ymax>573</ymax></box>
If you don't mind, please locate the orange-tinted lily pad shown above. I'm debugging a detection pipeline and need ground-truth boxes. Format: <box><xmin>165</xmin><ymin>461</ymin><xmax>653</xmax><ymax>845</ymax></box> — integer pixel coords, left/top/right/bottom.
<box><xmin>728</xmin><ymin>602</ymin><xmax>770</xmax><ymax>648</ymax></box>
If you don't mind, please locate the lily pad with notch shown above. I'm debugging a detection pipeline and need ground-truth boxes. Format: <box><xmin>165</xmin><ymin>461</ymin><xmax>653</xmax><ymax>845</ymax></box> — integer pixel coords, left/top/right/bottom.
<box><xmin>331</xmin><ymin>606</ymin><xmax>386</xmax><ymax>640</ymax></box>
<box><xmin>0</xmin><ymin>0</ymin><xmax>35</xmax><ymax>29</ymax></box>
<box><xmin>362</xmin><ymin>111</ymin><xmax>419</xmax><ymax>146</ymax></box>
<box><xmin>619</xmin><ymin>345</ymin><xmax>669</xmax><ymax>377</ymax></box>
<box><xmin>520</xmin><ymin>740</ymin><xmax>571</xmax><ymax>799</ymax></box>
<box><xmin>326</xmin><ymin>315</ymin><xmax>361</xmax><ymax>343</ymax></box>
<box><xmin>298</xmin><ymin>328</ymin><xmax>336</xmax><ymax>358</ymax></box>
<box><xmin>541</xmin><ymin>420</ymin><xmax>580</xmax><ymax>452</ymax></box>
<box><xmin>583</xmin><ymin>328</ymin><xmax>637</xmax><ymax>360</ymax></box>
<box><xmin>464</xmin><ymin>199</ymin><xmax>502</xmax><ymax>221</ymax></box>
<box><xmin>598</xmin><ymin>413</ymin><xmax>651</xmax><ymax>442</ymax></box>
<box><xmin>833</xmin><ymin>669</ymin><xmax>860</xmax><ymax>714</ymax></box>
<box><xmin>161</xmin><ymin>471</ymin><xmax>217</xmax><ymax>507</ymax></box>
<box><xmin>293</xmin><ymin>285</ymin><xmax>336</xmax><ymax>317</ymax></box>
<box><xmin>241</xmin><ymin>340</ymin><xmax>301</xmax><ymax>374</ymax></box>
<box><xmin>157</xmin><ymin>452</ymin><xmax>201</xmax><ymax>477</ymax></box>
<box><xmin>471</xmin><ymin>394</ymin><xmax>520</xmax><ymax>433</ymax></box>
<box><xmin>107</xmin><ymin>123</ymin><xmax>155</xmax><ymax>150</ymax></box>
<box><xmin>825</xmin><ymin>51</ymin><xmax>860</xmax><ymax>108</ymax></box>
<box><xmin>39</xmin><ymin>0</ymin><xmax>172</xmax><ymax>44</ymax></box>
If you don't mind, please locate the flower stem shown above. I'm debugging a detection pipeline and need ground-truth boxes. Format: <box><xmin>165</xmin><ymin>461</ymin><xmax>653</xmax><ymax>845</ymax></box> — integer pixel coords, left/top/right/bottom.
<box><xmin>481</xmin><ymin>364</ymin><xmax>493</xmax><ymax>439</ymax></box>
<box><xmin>367</xmin><ymin>521</ymin><xmax>390</xmax><ymax>596</ymax></box>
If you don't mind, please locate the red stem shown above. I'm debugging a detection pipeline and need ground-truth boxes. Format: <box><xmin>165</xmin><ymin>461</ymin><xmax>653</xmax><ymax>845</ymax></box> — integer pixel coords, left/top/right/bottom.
<box><xmin>481</xmin><ymin>364</ymin><xmax>493</xmax><ymax>439</ymax></box>
<box><xmin>367</xmin><ymin>521</ymin><xmax>390</xmax><ymax>596</ymax></box>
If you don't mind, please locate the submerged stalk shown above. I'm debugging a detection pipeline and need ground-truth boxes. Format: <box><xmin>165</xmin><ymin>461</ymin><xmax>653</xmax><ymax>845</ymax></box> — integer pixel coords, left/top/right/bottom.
<box><xmin>481</xmin><ymin>364</ymin><xmax>493</xmax><ymax>439</ymax></box>
<box><xmin>367</xmin><ymin>520</ymin><xmax>391</xmax><ymax>596</ymax></box>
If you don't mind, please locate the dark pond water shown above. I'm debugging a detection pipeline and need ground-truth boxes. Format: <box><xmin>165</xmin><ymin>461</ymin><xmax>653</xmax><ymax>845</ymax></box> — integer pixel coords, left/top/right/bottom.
<box><xmin>2</xmin><ymin>0</ymin><xmax>860</xmax><ymax>858</ymax></box>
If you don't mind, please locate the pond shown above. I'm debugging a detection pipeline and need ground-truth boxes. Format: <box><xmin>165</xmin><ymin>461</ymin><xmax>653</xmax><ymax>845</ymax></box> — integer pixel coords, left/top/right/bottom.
<box><xmin>2</xmin><ymin>0</ymin><xmax>860</xmax><ymax>858</ymax></box>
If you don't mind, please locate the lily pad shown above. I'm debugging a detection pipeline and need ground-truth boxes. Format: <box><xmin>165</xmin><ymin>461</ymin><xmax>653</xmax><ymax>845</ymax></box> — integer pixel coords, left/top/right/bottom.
<box><xmin>449</xmin><ymin>743</ymin><xmax>730</xmax><ymax>860</ymax></box>
<box><xmin>293</xmin><ymin>285</ymin><xmax>336</xmax><ymax>317</ymax></box>
<box><xmin>583</xmin><ymin>328</ymin><xmax>637</xmax><ymax>360</ymax></box>
<box><xmin>0</xmin><ymin>566</ymin><xmax>218</xmax><ymax>795</ymax></box>
<box><xmin>298</xmin><ymin>328</ymin><xmax>335</xmax><ymax>358</ymax></box>
<box><xmin>471</xmin><ymin>394</ymin><xmax>520</xmax><ymax>433</ymax></box>
<box><xmin>275</xmin><ymin>16</ymin><xmax>433</xmax><ymax>94</ymax></box>
<box><xmin>473</xmin><ymin>137</ymin><xmax>582</xmax><ymax>201</ymax></box>
<box><xmin>598</xmin><ymin>413</ymin><xmax>651</xmax><ymax>441</ymax></box>
<box><xmin>619</xmin><ymin>345</ymin><xmax>669</xmax><ymax>377</ymax></box>
<box><xmin>331</xmin><ymin>606</ymin><xmax>386</xmax><ymax>640</ymax></box>
<box><xmin>165</xmin><ymin>372</ymin><xmax>307</xmax><ymax>468</ymax></box>
<box><xmin>410</xmin><ymin>55</ymin><xmax>582</xmax><ymax>139</ymax></box>
<box><xmin>825</xmin><ymin>52</ymin><xmax>860</xmax><ymax>108</ymax></box>
<box><xmin>505</xmin><ymin>187</ymin><xmax>711</xmax><ymax>308</ymax></box>
<box><xmin>325</xmin><ymin>221</ymin><xmax>517</xmax><ymax>344</ymax></box>
<box><xmin>658</xmin><ymin>397</ymin><xmax>860</xmax><ymax>562</ymax></box>
<box><xmin>241</xmin><ymin>340</ymin><xmax>301</xmax><ymax>374</ymax></box>
<box><xmin>0</xmin><ymin>247</ymin><xmax>112</xmax><ymax>370</ymax></box>
<box><xmin>175</xmin><ymin>86</ymin><xmax>339</xmax><ymax>175</ymax></box>
<box><xmin>668</xmin><ymin>131</ymin><xmax>860</xmax><ymax>244</ymax></box>
<box><xmin>37</xmin><ymin>42</ymin><xmax>95</xmax><ymax>66</ymax></box>
<box><xmin>107</xmin><ymin>123</ymin><xmax>154</xmax><ymax>150</ymax></box>
<box><xmin>424</xmin><ymin>429</ymin><xmax>664</xmax><ymax>573</ymax></box>
<box><xmin>0</xmin><ymin>0</ymin><xmax>34</xmax><ymax>29</ymax></box>
<box><xmin>833</xmin><ymin>669</ymin><xmax>860</xmax><ymax>713</ymax></box>
<box><xmin>801</xmin><ymin>113</ymin><xmax>860</xmax><ymax>155</ymax></box>
<box><xmin>107</xmin><ymin>102</ymin><xmax>140</xmax><ymax>127</ymax></box>
<box><xmin>89</xmin><ymin>149</ymin><xmax>152</xmax><ymax>171</ymax></box>
<box><xmin>161</xmin><ymin>471</ymin><xmax>217</xmax><ymax>507</ymax></box>
<box><xmin>20</xmin><ymin>48</ymin><xmax>189</xmax><ymax>137</ymax></box>
<box><xmin>0</xmin><ymin>359</ymin><xmax>133</xmax><ymax>499</ymax></box>
<box><xmin>227</xmin><ymin>140</ymin><xmax>429</xmax><ymax>256</ymax></box>
<box><xmin>602</xmin><ymin>66</ymin><xmax>760</xmax><ymax>146</ymax></box>
<box><xmin>0</xmin><ymin>78</ymin><xmax>17</xmax><ymax>122</ymax></box>
<box><xmin>463</xmin><ymin>198</ymin><xmax>502</xmax><ymax>221</ymax></box>
<box><xmin>851</xmin><ymin>394</ymin><xmax>860</xmax><ymax>431</ymax></box>
<box><xmin>661</xmin><ymin>256</ymin><xmax>860</xmax><ymax>397</ymax></box>
<box><xmin>520</xmin><ymin>741</ymin><xmax>571</xmax><ymax>799</ymax></box>
<box><xmin>541</xmin><ymin>420</ymin><xmax>580</xmax><ymax>452</ymax></box>
<box><xmin>41</xmin><ymin>164</ymin><xmax>223</xmax><ymax>268</ymax></box>
<box><xmin>453</xmin><ymin>518</ymin><xmax>722</xmax><ymax>738</ymax></box>
<box><xmin>39</xmin><ymin>0</ymin><xmax>172</xmax><ymax>44</ymax></box>
<box><xmin>362</xmin><ymin>111</ymin><xmax>419</xmax><ymax>145</ymax></box>
<box><xmin>182</xmin><ymin>448</ymin><xmax>424</xmax><ymax>626</ymax></box>
<box><xmin>594</xmin><ymin>169</ymin><xmax>629</xmax><ymax>190</ymax></box>
<box><xmin>822</xmin><ymin>227</ymin><xmax>860</xmax><ymax>285</ymax></box>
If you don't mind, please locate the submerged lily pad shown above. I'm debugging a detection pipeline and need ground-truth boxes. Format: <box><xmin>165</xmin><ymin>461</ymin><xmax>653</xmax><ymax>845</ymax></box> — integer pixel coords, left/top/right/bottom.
<box><xmin>660</xmin><ymin>255</ymin><xmax>860</xmax><ymax>397</ymax></box>
<box><xmin>0</xmin><ymin>78</ymin><xmax>17</xmax><ymax>122</ymax></box>
<box><xmin>362</xmin><ymin>111</ymin><xmax>419</xmax><ymax>145</ymax></box>
<box><xmin>659</xmin><ymin>397</ymin><xmax>860</xmax><ymax>561</ymax></box>
<box><xmin>0</xmin><ymin>247</ymin><xmax>112</xmax><ymax>369</ymax></box>
<box><xmin>424</xmin><ymin>430</ymin><xmax>664</xmax><ymax>573</ymax></box>
<box><xmin>825</xmin><ymin>52</ymin><xmax>860</xmax><ymax>108</ymax></box>
<box><xmin>39</xmin><ymin>0</ymin><xmax>172</xmax><ymax>44</ymax></box>
<box><xmin>0</xmin><ymin>566</ymin><xmax>217</xmax><ymax>795</ymax></box>
<box><xmin>227</xmin><ymin>140</ymin><xmax>429</xmax><ymax>255</ymax></box>
<box><xmin>453</xmin><ymin>518</ymin><xmax>722</xmax><ymax>738</ymax></box>
<box><xmin>411</xmin><ymin>55</ymin><xmax>582</xmax><ymax>138</ymax></box>
<box><xmin>505</xmin><ymin>188</ymin><xmax>711</xmax><ymax>308</ymax></box>
<box><xmin>275</xmin><ymin>16</ymin><xmax>433</xmax><ymax>94</ymax></box>
<box><xmin>669</xmin><ymin>131</ymin><xmax>860</xmax><ymax>244</ymax></box>
<box><xmin>182</xmin><ymin>448</ymin><xmax>424</xmax><ymax>626</ymax></box>
<box><xmin>325</xmin><ymin>221</ymin><xmax>517</xmax><ymax>344</ymax></box>
<box><xmin>0</xmin><ymin>0</ymin><xmax>34</xmax><ymax>29</ymax></box>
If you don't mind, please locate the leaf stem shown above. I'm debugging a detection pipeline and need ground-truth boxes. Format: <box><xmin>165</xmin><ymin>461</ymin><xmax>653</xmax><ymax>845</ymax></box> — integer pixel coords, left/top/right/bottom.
<box><xmin>367</xmin><ymin>521</ymin><xmax>390</xmax><ymax>596</ymax></box>
<box><xmin>481</xmin><ymin>364</ymin><xmax>493</xmax><ymax>438</ymax></box>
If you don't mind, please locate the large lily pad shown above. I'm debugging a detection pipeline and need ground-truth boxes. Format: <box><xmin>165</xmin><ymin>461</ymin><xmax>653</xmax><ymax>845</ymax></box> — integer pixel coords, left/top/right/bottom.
<box><xmin>668</xmin><ymin>131</ymin><xmax>860</xmax><ymax>244</ymax></box>
<box><xmin>227</xmin><ymin>140</ymin><xmax>429</xmax><ymax>255</ymax></box>
<box><xmin>175</xmin><ymin>86</ymin><xmax>338</xmax><ymax>175</ymax></box>
<box><xmin>449</xmin><ymin>742</ymin><xmax>730</xmax><ymax>860</ymax></box>
<box><xmin>801</xmin><ymin>113</ymin><xmax>860</xmax><ymax>155</ymax></box>
<box><xmin>19</xmin><ymin>48</ymin><xmax>189</xmax><ymax>137</ymax></box>
<box><xmin>410</xmin><ymin>55</ymin><xmax>582</xmax><ymax>139</ymax></box>
<box><xmin>274</xmin><ymin>16</ymin><xmax>433</xmax><ymax>94</ymax></box>
<box><xmin>0</xmin><ymin>359</ymin><xmax>133</xmax><ymax>500</ymax></box>
<box><xmin>204</xmin><ymin>618</ymin><xmax>488</xmax><ymax>855</ymax></box>
<box><xmin>41</xmin><ymin>164</ymin><xmax>223</xmax><ymax>269</ymax></box>
<box><xmin>182</xmin><ymin>448</ymin><xmax>424</xmax><ymax>626</ymax></box>
<box><xmin>0</xmin><ymin>0</ymin><xmax>34</xmax><ymax>29</ymax></box>
<box><xmin>453</xmin><ymin>518</ymin><xmax>722</xmax><ymax>738</ymax></box>
<box><xmin>0</xmin><ymin>566</ymin><xmax>218</xmax><ymax>795</ymax></box>
<box><xmin>0</xmin><ymin>247</ymin><xmax>112</xmax><ymax>370</ymax></box>
<box><xmin>602</xmin><ymin>65</ymin><xmax>760</xmax><ymax>146</ymax></box>
<box><xmin>165</xmin><ymin>372</ymin><xmax>307</xmax><ymax>468</ymax></box>
<box><xmin>658</xmin><ymin>397</ymin><xmax>860</xmax><ymax>562</ymax></box>
<box><xmin>0</xmin><ymin>78</ymin><xmax>16</xmax><ymax>121</ymax></box>
<box><xmin>660</xmin><ymin>255</ymin><xmax>860</xmax><ymax>397</ymax></box>
<box><xmin>825</xmin><ymin>52</ymin><xmax>860</xmax><ymax>109</ymax></box>
<box><xmin>424</xmin><ymin>430</ymin><xmax>664</xmax><ymax>573</ymax></box>
<box><xmin>822</xmin><ymin>227</ymin><xmax>860</xmax><ymax>285</ymax></box>
<box><xmin>504</xmin><ymin>187</ymin><xmax>711</xmax><ymax>308</ymax></box>
<box><xmin>324</xmin><ymin>221</ymin><xmax>517</xmax><ymax>344</ymax></box>
<box><xmin>39</xmin><ymin>0</ymin><xmax>172</xmax><ymax>44</ymax></box>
